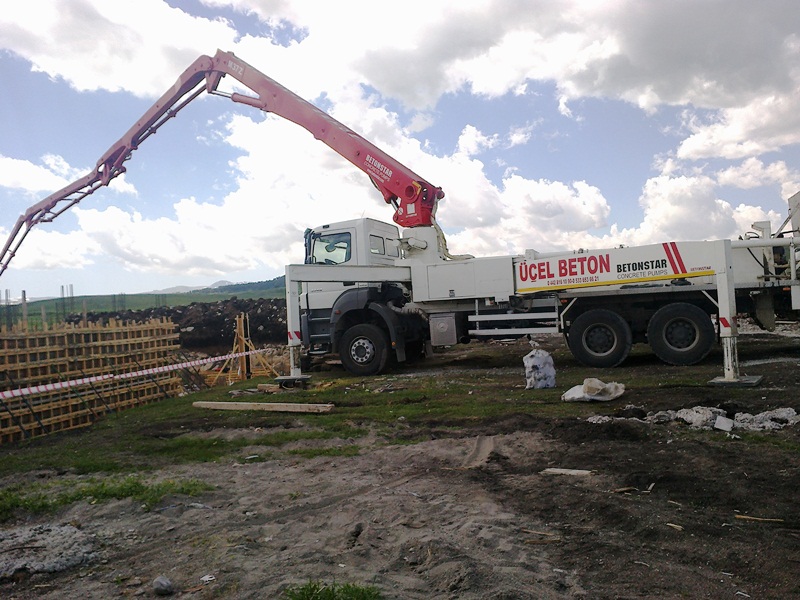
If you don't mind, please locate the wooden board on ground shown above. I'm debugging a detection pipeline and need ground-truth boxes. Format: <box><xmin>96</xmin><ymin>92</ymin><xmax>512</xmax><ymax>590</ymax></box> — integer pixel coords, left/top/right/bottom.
<box><xmin>193</xmin><ymin>401</ymin><xmax>334</xmax><ymax>413</ymax></box>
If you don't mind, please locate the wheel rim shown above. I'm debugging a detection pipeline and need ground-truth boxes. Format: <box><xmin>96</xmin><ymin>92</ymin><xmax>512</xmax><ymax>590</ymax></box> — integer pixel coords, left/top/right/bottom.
<box><xmin>582</xmin><ymin>324</ymin><xmax>617</xmax><ymax>357</ymax></box>
<box><xmin>663</xmin><ymin>318</ymin><xmax>698</xmax><ymax>350</ymax></box>
<box><xmin>349</xmin><ymin>337</ymin><xmax>376</xmax><ymax>364</ymax></box>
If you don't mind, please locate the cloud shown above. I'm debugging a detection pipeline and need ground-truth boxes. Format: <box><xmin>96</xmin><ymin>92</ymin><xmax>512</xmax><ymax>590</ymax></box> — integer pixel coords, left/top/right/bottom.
<box><xmin>73</xmin><ymin>204</ymin><xmax>268</xmax><ymax>275</ymax></box>
<box><xmin>506</xmin><ymin>124</ymin><xmax>538</xmax><ymax>148</ymax></box>
<box><xmin>0</xmin><ymin>0</ymin><xmax>239</xmax><ymax>96</ymax></box>
<box><xmin>0</xmin><ymin>155</ymin><xmax>69</xmax><ymax>192</ymax></box>
<box><xmin>9</xmin><ymin>228</ymin><xmax>98</xmax><ymax>270</ymax></box>
<box><xmin>631</xmin><ymin>175</ymin><xmax>736</xmax><ymax>242</ymax></box>
<box><xmin>0</xmin><ymin>154</ymin><xmax>136</xmax><ymax>198</ymax></box>
<box><xmin>590</xmin><ymin>174</ymin><xmax>783</xmax><ymax>248</ymax></box>
<box><xmin>717</xmin><ymin>158</ymin><xmax>800</xmax><ymax>198</ymax></box>
<box><xmin>456</xmin><ymin>125</ymin><xmax>499</xmax><ymax>156</ymax></box>
<box><xmin>678</xmin><ymin>95</ymin><xmax>800</xmax><ymax>160</ymax></box>
<box><xmin>442</xmin><ymin>177</ymin><xmax>612</xmax><ymax>257</ymax></box>
<box><xmin>542</xmin><ymin>2</ymin><xmax>800</xmax><ymax>113</ymax></box>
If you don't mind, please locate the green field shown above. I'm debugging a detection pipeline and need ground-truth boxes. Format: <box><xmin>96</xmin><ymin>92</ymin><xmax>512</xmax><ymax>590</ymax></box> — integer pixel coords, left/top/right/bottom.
<box><xmin>27</xmin><ymin>288</ymin><xmax>285</xmax><ymax>313</ymax></box>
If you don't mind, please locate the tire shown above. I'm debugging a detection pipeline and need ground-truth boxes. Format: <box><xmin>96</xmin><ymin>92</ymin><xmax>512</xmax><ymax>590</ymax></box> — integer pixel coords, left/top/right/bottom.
<box><xmin>647</xmin><ymin>303</ymin><xmax>715</xmax><ymax>365</ymax></box>
<box><xmin>339</xmin><ymin>323</ymin><xmax>390</xmax><ymax>376</ymax></box>
<box><xmin>567</xmin><ymin>309</ymin><xmax>632</xmax><ymax>368</ymax></box>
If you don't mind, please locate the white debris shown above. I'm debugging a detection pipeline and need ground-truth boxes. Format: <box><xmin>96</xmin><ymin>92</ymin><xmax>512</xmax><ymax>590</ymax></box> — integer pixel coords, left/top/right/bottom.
<box><xmin>562</xmin><ymin>378</ymin><xmax>625</xmax><ymax>402</ymax></box>
<box><xmin>523</xmin><ymin>348</ymin><xmax>556</xmax><ymax>389</ymax></box>
<box><xmin>625</xmin><ymin>406</ymin><xmax>799</xmax><ymax>431</ymax></box>
<box><xmin>714</xmin><ymin>415</ymin><xmax>735</xmax><ymax>432</ymax></box>
<box><xmin>675</xmin><ymin>407</ymin><xmax>726</xmax><ymax>429</ymax></box>
<box><xmin>734</xmin><ymin>408</ymin><xmax>799</xmax><ymax>431</ymax></box>
<box><xmin>649</xmin><ymin>410</ymin><xmax>675</xmax><ymax>424</ymax></box>
<box><xmin>586</xmin><ymin>415</ymin><xmax>613</xmax><ymax>424</ymax></box>
<box><xmin>586</xmin><ymin>404</ymin><xmax>798</xmax><ymax>432</ymax></box>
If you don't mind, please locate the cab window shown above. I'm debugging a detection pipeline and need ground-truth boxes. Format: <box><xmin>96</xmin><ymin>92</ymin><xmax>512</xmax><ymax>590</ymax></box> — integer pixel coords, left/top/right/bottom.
<box><xmin>312</xmin><ymin>232</ymin><xmax>351</xmax><ymax>264</ymax></box>
<box><xmin>369</xmin><ymin>235</ymin><xmax>385</xmax><ymax>255</ymax></box>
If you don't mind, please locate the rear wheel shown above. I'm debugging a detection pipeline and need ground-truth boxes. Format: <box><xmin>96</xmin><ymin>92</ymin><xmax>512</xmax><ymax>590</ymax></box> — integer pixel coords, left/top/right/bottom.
<box><xmin>567</xmin><ymin>309</ymin><xmax>632</xmax><ymax>368</ymax></box>
<box><xmin>339</xmin><ymin>323</ymin><xmax>389</xmax><ymax>376</ymax></box>
<box><xmin>647</xmin><ymin>303</ymin><xmax>714</xmax><ymax>365</ymax></box>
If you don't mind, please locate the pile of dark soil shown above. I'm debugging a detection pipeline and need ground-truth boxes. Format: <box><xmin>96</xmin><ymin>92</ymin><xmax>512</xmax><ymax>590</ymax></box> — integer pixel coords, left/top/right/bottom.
<box><xmin>67</xmin><ymin>297</ymin><xmax>287</xmax><ymax>352</ymax></box>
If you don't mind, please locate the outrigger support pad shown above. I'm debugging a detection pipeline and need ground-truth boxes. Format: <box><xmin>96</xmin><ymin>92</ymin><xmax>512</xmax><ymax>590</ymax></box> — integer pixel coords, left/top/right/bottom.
<box><xmin>275</xmin><ymin>375</ymin><xmax>312</xmax><ymax>389</ymax></box>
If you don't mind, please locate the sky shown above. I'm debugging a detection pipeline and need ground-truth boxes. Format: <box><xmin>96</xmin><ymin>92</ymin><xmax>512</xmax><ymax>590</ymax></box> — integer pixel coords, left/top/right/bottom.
<box><xmin>1</xmin><ymin>0</ymin><xmax>800</xmax><ymax>299</ymax></box>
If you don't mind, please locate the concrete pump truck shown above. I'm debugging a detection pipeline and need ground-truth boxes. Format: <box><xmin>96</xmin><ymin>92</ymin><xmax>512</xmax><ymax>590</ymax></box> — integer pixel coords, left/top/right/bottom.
<box><xmin>2</xmin><ymin>50</ymin><xmax>798</xmax><ymax>384</ymax></box>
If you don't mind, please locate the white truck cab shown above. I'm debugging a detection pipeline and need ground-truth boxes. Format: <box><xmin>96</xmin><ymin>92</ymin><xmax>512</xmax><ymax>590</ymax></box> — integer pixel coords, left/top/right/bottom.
<box><xmin>298</xmin><ymin>218</ymin><xmax>423</xmax><ymax>374</ymax></box>
<box><xmin>304</xmin><ymin>218</ymin><xmax>401</xmax><ymax>269</ymax></box>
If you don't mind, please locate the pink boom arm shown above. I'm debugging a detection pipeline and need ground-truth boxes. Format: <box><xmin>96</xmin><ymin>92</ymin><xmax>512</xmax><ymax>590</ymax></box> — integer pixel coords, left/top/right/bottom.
<box><xmin>0</xmin><ymin>50</ymin><xmax>443</xmax><ymax>277</ymax></box>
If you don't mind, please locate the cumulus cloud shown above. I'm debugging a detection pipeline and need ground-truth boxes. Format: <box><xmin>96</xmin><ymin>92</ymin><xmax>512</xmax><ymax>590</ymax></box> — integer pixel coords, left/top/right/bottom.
<box><xmin>678</xmin><ymin>95</ymin><xmax>800</xmax><ymax>160</ymax></box>
<box><xmin>587</xmin><ymin>174</ymin><xmax>782</xmax><ymax>249</ymax></box>
<box><xmin>507</xmin><ymin>124</ymin><xmax>537</xmax><ymax>148</ymax></box>
<box><xmin>717</xmin><ymin>158</ymin><xmax>800</xmax><ymax>198</ymax></box>
<box><xmin>456</xmin><ymin>125</ymin><xmax>499</xmax><ymax>157</ymax></box>
<box><xmin>443</xmin><ymin>178</ymin><xmax>612</xmax><ymax>257</ymax></box>
<box><xmin>0</xmin><ymin>154</ymin><xmax>136</xmax><ymax>196</ymax></box>
<box><xmin>0</xmin><ymin>1</ymin><xmax>240</xmax><ymax>96</ymax></box>
<box><xmin>73</xmin><ymin>205</ymin><xmax>259</xmax><ymax>275</ymax></box>
<box><xmin>8</xmin><ymin>228</ymin><xmax>98</xmax><ymax>271</ymax></box>
<box><xmin>0</xmin><ymin>155</ymin><xmax>69</xmax><ymax>192</ymax></box>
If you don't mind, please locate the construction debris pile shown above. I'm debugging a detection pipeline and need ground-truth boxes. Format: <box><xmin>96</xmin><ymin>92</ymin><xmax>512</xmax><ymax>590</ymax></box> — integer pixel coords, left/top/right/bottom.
<box><xmin>588</xmin><ymin>405</ymin><xmax>799</xmax><ymax>431</ymax></box>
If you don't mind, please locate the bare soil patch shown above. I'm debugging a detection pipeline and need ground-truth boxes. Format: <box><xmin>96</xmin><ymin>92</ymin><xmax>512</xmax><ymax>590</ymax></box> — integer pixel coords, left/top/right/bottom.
<box><xmin>1</xmin><ymin>331</ymin><xmax>799</xmax><ymax>599</ymax></box>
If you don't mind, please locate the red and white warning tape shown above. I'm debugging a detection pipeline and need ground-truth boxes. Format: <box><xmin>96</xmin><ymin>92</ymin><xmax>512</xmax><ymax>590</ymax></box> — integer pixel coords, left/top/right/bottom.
<box><xmin>0</xmin><ymin>348</ymin><xmax>269</xmax><ymax>401</ymax></box>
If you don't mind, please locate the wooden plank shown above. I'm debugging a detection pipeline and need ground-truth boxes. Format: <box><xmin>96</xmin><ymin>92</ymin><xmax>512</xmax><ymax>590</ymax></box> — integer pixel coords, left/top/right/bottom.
<box><xmin>540</xmin><ymin>468</ymin><xmax>594</xmax><ymax>476</ymax></box>
<box><xmin>193</xmin><ymin>401</ymin><xmax>335</xmax><ymax>413</ymax></box>
<box><xmin>735</xmin><ymin>514</ymin><xmax>784</xmax><ymax>523</ymax></box>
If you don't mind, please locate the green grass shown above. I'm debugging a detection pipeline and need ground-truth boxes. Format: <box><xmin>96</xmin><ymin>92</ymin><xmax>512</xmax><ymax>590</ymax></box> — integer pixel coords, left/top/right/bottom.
<box><xmin>282</xmin><ymin>581</ymin><xmax>383</xmax><ymax>600</ymax></box>
<box><xmin>0</xmin><ymin>475</ymin><xmax>213</xmax><ymax>522</ymax></box>
<box><xmin>0</xmin><ymin>377</ymin><xmax>374</xmax><ymax>478</ymax></box>
<box><xmin>736</xmin><ymin>431</ymin><xmax>800</xmax><ymax>452</ymax></box>
<box><xmin>125</xmin><ymin>428</ymin><xmax>366</xmax><ymax>464</ymax></box>
<box><xmin>0</xmin><ymin>424</ymin><xmax>368</xmax><ymax>478</ymax></box>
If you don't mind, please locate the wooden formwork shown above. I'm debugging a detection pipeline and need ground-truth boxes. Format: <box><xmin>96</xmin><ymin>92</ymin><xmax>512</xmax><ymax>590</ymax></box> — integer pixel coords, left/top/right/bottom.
<box><xmin>202</xmin><ymin>313</ymin><xmax>286</xmax><ymax>386</ymax></box>
<box><xmin>0</xmin><ymin>318</ymin><xmax>181</xmax><ymax>445</ymax></box>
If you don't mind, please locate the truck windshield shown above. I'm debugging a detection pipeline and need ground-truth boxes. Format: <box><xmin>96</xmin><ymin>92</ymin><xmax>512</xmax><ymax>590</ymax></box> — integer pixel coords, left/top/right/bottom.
<box><xmin>311</xmin><ymin>232</ymin><xmax>351</xmax><ymax>264</ymax></box>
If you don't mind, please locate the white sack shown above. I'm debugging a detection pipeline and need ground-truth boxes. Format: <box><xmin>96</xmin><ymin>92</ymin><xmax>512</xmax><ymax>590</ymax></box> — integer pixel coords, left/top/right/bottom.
<box><xmin>562</xmin><ymin>377</ymin><xmax>625</xmax><ymax>402</ymax></box>
<box><xmin>523</xmin><ymin>349</ymin><xmax>556</xmax><ymax>389</ymax></box>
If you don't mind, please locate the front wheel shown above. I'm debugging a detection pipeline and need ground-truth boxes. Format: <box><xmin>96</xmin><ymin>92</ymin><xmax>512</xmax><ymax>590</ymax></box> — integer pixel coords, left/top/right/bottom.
<box><xmin>647</xmin><ymin>303</ymin><xmax>714</xmax><ymax>365</ymax></box>
<box><xmin>339</xmin><ymin>323</ymin><xmax>390</xmax><ymax>376</ymax></box>
<box><xmin>567</xmin><ymin>309</ymin><xmax>632</xmax><ymax>368</ymax></box>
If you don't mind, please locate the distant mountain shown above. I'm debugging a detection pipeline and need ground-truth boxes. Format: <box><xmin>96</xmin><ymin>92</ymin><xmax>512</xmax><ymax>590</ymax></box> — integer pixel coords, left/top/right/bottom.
<box><xmin>193</xmin><ymin>276</ymin><xmax>285</xmax><ymax>294</ymax></box>
<box><xmin>148</xmin><ymin>279</ymin><xmax>269</xmax><ymax>295</ymax></box>
<box><xmin>149</xmin><ymin>285</ymin><xmax>203</xmax><ymax>294</ymax></box>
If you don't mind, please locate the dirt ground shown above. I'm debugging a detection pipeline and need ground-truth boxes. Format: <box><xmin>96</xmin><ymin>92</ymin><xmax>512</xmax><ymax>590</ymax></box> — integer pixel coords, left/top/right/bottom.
<box><xmin>1</xmin><ymin>328</ymin><xmax>799</xmax><ymax>599</ymax></box>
